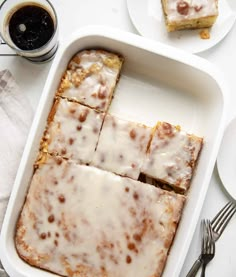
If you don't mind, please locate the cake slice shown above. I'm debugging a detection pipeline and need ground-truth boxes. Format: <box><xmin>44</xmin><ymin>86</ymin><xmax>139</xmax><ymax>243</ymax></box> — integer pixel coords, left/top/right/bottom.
<box><xmin>15</xmin><ymin>155</ymin><xmax>185</xmax><ymax>277</ymax></box>
<box><xmin>91</xmin><ymin>114</ymin><xmax>152</xmax><ymax>180</ymax></box>
<box><xmin>142</xmin><ymin>122</ymin><xmax>203</xmax><ymax>192</ymax></box>
<box><xmin>41</xmin><ymin>98</ymin><xmax>104</xmax><ymax>164</ymax></box>
<box><xmin>57</xmin><ymin>49</ymin><xmax>123</xmax><ymax>112</ymax></box>
<box><xmin>161</xmin><ymin>0</ymin><xmax>218</xmax><ymax>32</ymax></box>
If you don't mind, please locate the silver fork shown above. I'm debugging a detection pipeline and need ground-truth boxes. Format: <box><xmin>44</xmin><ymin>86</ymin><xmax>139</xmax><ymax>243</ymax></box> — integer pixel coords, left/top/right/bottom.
<box><xmin>200</xmin><ymin>219</ymin><xmax>215</xmax><ymax>277</ymax></box>
<box><xmin>211</xmin><ymin>201</ymin><xmax>236</xmax><ymax>241</ymax></box>
<box><xmin>186</xmin><ymin>201</ymin><xmax>236</xmax><ymax>277</ymax></box>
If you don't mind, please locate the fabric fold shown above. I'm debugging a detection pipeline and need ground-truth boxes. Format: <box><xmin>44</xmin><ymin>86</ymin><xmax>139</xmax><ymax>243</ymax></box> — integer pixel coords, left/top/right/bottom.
<box><xmin>0</xmin><ymin>70</ymin><xmax>33</xmax><ymax>229</ymax></box>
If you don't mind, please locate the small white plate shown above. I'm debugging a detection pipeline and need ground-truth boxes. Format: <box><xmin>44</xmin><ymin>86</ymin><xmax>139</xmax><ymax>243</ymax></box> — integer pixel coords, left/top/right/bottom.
<box><xmin>126</xmin><ymin>0</ymin><xmax>236</xmax><ymax>53</ymax></box>
<box><xmin>217</xmin><ymin>117</ymin><xmax>236</xmax><ymax>199</ymax></box>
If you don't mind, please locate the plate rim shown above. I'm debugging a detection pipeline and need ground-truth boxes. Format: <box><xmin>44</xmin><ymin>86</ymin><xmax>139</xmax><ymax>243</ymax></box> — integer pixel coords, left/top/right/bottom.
<box><xmin>217</xmin><ymin>116</ymin><xmax>236</xmax><ymax>200</ymax></box>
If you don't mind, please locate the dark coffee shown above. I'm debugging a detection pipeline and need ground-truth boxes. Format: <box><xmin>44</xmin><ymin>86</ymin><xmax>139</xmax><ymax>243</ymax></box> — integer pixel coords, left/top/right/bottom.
<box><xmin>8</xmin><ymin>4</ymin><xmax>54</xmax><ymax>51</ymax></box>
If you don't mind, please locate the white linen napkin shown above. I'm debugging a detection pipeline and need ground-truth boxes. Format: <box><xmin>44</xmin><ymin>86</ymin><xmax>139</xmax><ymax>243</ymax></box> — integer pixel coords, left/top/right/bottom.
<box><xmin>0</xmin><ymin>70</ymin><xmax>33</xmax><ymax>231</ymax></box>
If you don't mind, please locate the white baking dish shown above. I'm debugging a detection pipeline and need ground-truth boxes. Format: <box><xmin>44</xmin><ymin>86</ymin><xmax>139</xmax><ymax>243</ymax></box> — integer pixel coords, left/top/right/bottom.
<box><xmin>0</xmin><ymin>26</ymin><xmax>228</xmax><ymax>277</ymax></box>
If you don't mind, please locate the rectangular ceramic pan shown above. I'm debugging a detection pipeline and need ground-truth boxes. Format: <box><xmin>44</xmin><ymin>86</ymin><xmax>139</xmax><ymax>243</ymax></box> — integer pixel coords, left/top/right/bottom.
<box><xmin>0</xmin><ymin>26</ymin><xmax>228</xmax><ymax>277</ymax></box>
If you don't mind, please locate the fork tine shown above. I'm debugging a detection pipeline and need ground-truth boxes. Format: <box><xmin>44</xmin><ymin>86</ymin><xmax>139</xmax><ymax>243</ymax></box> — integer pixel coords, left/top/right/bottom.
<box><xmin>207</xmin><ymin>220</ymin><xmax>215</xmax><ymax>254</ymax></box>
<box><xmin>202</xmin><ymin>220</ymin><xmax>208</xmax><ymax>254</ymax></box>
<box><xmin>206</xmin><ymin>220</ymin><xmax>212</xmax><ymax>254</ymax></box>
<box><xmin>214</xmin><ymin>205</ymin><xmax>236</xmax><ymax>235</ymax></box>
<box><xmin>199</xmin><ymin>220</ymin><xmax>215</xmax><ymax>277</ymax></box>
<box><xmin>211</xmin><ymin>202</ymin><xmax>232</xmax><ymax>226</ymax></box>
<box><xmin>211</xmin><ymin>202</ymin><xmax>236</xmax><ymax>235</ymax></box>
<box><xmin>201</xmin><ymin>219</ymin><xmax>206</xmax><ymax>251</ymax></box>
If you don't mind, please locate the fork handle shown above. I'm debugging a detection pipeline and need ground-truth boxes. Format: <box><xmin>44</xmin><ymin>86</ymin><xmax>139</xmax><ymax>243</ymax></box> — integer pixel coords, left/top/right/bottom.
<box><xmin>200</xmin><ymin>262</ymin><xmax>206</xmax><ymax>277</ymax></box>
<box><xmin>186</xmin><ymin>256</ymin><xmax>202</xmax><ymax>277</ymax></box>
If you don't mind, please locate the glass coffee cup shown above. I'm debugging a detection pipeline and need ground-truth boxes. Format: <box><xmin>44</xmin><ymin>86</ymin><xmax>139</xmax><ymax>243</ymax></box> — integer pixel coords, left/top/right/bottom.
<box><xmin>0</xmin><ymin>0</ymin><xmax>58</xmax><ymax>62</ymax></box>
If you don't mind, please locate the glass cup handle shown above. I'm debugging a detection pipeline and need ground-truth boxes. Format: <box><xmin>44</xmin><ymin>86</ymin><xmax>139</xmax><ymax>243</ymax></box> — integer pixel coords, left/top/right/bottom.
<box><xmin>0</xmin><ymin>35</ymin><xmax>18</xmax><ymax>56</ymax></box>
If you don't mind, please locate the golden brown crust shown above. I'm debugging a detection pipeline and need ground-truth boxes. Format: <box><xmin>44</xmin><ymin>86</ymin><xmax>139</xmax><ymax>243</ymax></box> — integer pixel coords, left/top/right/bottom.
<box><xmin>47</xmin><ymin>98</ymin><xmax>60</xmax><ymax>123</ymax></box>
<box><xmin>166</xmin><ymin>16</ymin><xmax>217</xmax><ymax>32</ymax></box>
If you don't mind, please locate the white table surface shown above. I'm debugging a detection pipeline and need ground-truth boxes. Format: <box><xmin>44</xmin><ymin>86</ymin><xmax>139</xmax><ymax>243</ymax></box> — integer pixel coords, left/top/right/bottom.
<box><xmin>1</xmin><ymin>0</ymin><xmax>236</xmax><ymax>276</ymax></box>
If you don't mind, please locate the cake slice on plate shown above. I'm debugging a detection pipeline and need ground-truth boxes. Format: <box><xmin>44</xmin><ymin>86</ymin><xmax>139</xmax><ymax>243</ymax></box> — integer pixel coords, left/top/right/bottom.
<box><xmin>161</xmin><ymin>0</ymin><xmax>218</xmax><ymax>32</ymax></box>
<box><xmin>15</xmin><ymin>155</ymin><xmax>185</xmax><ymax>277</ymax></box>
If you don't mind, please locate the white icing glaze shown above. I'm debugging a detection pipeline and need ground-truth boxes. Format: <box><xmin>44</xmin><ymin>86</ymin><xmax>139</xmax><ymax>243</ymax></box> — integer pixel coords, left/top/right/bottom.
<box><xmin>165</xmin><ymin>0</ymin><xmax>218</xmax><ymax>22</ymax></box>
<box><xmin>60</xmin><ymin>50</ymin><xmax>123</xmax><ymax>112</ymax></box>
<box><xmin>142</xmin><ymin>122</ymin><xmax>202</xmax><ymax>191</ymax></box>
<box><xmin>91</xmin><ymin>114</ymin><xmax>151</xmax><ymax>180</ymax></box>
<box><xmin>46</xmin><ymin>98</ymin><xmax>104</xmax><ymax>164</ymax></box>
<box><xmin>16</xmin><ymin>156</ymin><xmax>185</xmax><ymax>277</ymax></box>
